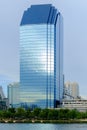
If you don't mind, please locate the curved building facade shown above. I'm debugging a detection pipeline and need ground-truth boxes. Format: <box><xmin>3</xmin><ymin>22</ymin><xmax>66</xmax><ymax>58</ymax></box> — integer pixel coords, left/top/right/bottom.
<box><xmin>20</xmin><ymin>4</ymin><xmax>63</xmax><ymax>108</ymax></box>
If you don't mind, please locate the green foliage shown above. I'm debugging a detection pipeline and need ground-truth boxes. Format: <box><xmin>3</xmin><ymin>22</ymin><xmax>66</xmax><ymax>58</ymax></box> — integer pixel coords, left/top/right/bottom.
<box><xmin>39</xmin><ymin>109</ymin><xmax>49</xmax><ymax>119</ymax></box>
<box><xmin>33</xmin><ymin>108</ymin><xmax>41</xmax><ymax>117</ymax></box>
<box><xmin>0</xmin><ymin>107</ymin><xmax>87</xmax><ymax>120</ymax></box>
<box><xmin>69</xmin><ymin>109</ymin><xmax>78</xmax><ymax>119</ymax></box>
<box><xmin>32</xmin><ymin>108</ymin><xmax>41</xmax><ymax>119</ymax></box>
<box><xmin>8</xmin><ymin>108</ymin><xmax>16</xmax><ymax>114</ymax></box>
<box><xmin>26</xmin><ymin>108</ymin><xmax>32</xmax><ymax>118</ymax></box>
<box><xmin>15</xmin><ymin>108</ymin><xmax>26</xmax><ymax>119</ymax></box>
<box><xmin>58</xmin><ymin>109</ymin><xmax>70</xmax><ymax>119</ymax></box>
<box><xmin>48</xmin><ymin>109</ymin><xmax>58</xmax><ymax>120</ymax></box>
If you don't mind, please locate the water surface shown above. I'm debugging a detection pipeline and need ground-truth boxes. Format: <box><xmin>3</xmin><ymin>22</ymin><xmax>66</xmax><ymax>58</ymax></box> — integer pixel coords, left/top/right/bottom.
<box><xmin>0</xmin><ymin>123</ymin><xmax>87</xmax><ymax>130</ymax></box>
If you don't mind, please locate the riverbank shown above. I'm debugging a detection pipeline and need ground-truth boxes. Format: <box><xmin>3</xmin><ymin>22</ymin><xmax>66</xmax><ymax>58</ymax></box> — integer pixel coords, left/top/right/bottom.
<box><xmin>1</xmin><ymin>119</ymin><xmax>87</xmax><ymax>123</ymax></box>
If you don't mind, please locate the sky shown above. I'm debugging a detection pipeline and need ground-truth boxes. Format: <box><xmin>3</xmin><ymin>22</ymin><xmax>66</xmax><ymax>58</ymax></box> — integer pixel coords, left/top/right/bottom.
<box><xmin>0</xmin><ymin>0</ymin><xmax>87</xmax><ymax>97</ymax></box>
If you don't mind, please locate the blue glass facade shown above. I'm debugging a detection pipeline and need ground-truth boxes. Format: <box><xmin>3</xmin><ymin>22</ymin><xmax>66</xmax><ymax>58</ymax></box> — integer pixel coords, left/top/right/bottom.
<box><xmin>20</xmin><ymin>4</ymin><xmax>63</xmax><ymax>108</ymax></box>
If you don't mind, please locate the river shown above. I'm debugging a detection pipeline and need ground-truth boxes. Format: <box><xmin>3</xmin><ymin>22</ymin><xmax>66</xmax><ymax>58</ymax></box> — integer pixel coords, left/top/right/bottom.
<box><xmin>0</xmin><ymin>124</ymin><xmax>87</xmax><ymax>130</ymax></box>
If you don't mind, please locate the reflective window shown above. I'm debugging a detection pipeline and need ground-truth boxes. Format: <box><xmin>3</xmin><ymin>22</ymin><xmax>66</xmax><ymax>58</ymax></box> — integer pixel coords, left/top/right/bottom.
<box><xmin>20</xmin><ymin>24</ymin><xmax>55</xmax><ymax>108</ymax></box>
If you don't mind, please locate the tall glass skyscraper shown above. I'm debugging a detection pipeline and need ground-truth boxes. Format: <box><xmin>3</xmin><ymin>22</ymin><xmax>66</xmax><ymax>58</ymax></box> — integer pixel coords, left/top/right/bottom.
<box><xmin>20</xmin><ymin>4</ymin><xmax>63</xmax><ymax>108</ymax></box>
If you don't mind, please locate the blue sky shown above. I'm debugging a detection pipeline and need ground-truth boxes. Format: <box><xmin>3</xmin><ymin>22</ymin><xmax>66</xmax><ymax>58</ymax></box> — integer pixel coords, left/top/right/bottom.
<box><xmin>0</xmin><ymin>0</ymin><xmax>87</xmax><ymax>97</ymax></box>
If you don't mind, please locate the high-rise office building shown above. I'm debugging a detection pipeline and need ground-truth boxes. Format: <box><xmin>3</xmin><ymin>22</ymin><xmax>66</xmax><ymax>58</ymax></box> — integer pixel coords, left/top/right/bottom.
<box><xmin>8</xmin><ymin>82</ymin><xmax>19</xmax><ymax>108</ymax></box>
<box><xmin>71</xmin><ymin>82</ymin><xmax>79</xmax><ymax>98</ymax></box>
<box><xmin>64</xmin><ymin>81</ymin><xmax>79</xmax><ymax>99</ymax></box>
<box><xmin>20</xmin><ymin>4</ymin><xmax>63</xmax><ymax>108</ymax></box>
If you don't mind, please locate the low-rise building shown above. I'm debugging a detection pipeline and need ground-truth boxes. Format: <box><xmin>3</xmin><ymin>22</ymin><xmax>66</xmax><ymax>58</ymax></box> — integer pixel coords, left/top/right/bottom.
<box><xmin>62</xmin><ymin>99</ymin><xmax>87</xmax><ymax>112</ymax></box>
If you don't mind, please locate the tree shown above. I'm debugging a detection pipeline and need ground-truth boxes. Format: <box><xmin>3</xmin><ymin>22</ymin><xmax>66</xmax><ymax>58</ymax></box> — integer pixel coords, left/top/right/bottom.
<box><xmin>48</xmin><ymin>109</ymin><xmax>59</xmax><ymax>120</ymax></box>
<box><xmin>8</xmin><ymin>108</ymin><xmax>16</xmax><ymax>113</ymax></box>
<box><xmin>33</xmin><ymin>108</ymin><xmax>41</xmax><ymax>119</ymax></box>
<box><xmin>26</xmin><ymin>108</ymin><xmax>32</xmax><ymax>119</ymax></box>
<box><xmin>15</xmin><ymin>108</ymin><xmax>26</xmax><ymax>119</ymax></box>
<box><xmin>39</xmin><ymin>109</ymin><xmax>49</xmax><ymax>119</ymax></box>
<box><xmin>69</xmin><ymin>109</ymin><xmax>78</xmax><ymax>119</ymax></box>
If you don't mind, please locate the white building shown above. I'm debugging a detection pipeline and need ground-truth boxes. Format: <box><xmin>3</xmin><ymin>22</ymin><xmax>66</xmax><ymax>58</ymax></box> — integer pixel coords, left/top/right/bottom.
<box><xmin>62</xmin><ymin>99</ymin><xmax>87</xmax><ymax>112</ymax></box>
<box><xmin>64</xmin><ymin>81</ymin><xmax>79</xmax><ymax>99</ymax></box>
<box><xmin>8</xmin><ymin>82</ymin><xmax>19</xmax><ymax>108</ymax></box>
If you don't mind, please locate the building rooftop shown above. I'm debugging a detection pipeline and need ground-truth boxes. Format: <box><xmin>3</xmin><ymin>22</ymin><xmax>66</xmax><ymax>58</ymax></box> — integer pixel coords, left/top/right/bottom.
<box><xmin>21</xmin><ymin>4</ymin><xmax>59</xmax><ymax>25</ymax></box>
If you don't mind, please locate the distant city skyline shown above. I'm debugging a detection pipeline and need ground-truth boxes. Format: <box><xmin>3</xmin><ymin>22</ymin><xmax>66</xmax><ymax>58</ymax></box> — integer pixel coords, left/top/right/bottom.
<box><xmin>0</xmin><ymin>0</ymin><xmax>87</xmax><ymax>98</ymax></box>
